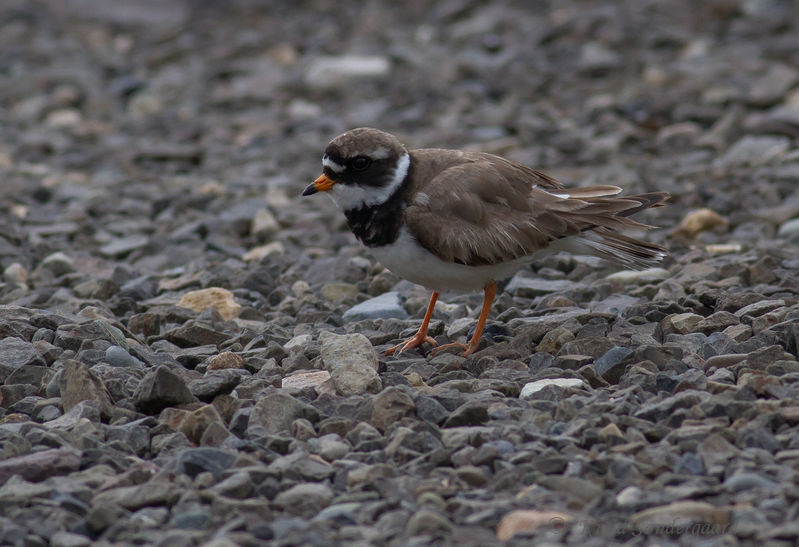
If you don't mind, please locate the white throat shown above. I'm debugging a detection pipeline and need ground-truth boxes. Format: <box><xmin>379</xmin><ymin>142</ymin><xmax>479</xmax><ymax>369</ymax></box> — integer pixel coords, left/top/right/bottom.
<box><xmin>328</xmin><ymin>152</ymin><xmax>410</xmax><ymax>211</ymax></box>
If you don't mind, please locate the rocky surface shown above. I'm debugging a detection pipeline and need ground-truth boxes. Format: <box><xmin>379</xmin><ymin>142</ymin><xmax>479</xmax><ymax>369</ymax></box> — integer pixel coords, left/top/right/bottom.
<box><xmin>1</xmin><ymin>0</ymin><xmax>799</xmax><ymax>545</ymax></box>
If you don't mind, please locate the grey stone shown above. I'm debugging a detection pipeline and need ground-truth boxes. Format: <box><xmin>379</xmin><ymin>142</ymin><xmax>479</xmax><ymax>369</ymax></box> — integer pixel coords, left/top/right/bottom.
<box><xmin>593</xmin><ymin>346</ymin><xmax>634</xmax><ymax>383</ymax></box>
<box><xmin>248</xmin><ymin>390</ymin><xmax>320</xmax><ymax>435</ymax></box>
<box><xmin>134</xmin><ymin>365</ymin><xmax>196</xmax><ymax>413</ymax></box>
<box><xmin>723</xmin><ymin>472</ymin><xmax>777</xmax><ymax>492</ymax></box>
<box><xmin>105</xmin><ymin>345</ymin><xmax>144</xmax><ymax>367</ymax></box>
<box><xmin>370</xmin><ymin>387</ymin><xmax>416</xmax><ymax>432</ymax></box>
<box><xmin>0</xmin><ymin>337</ymin><xmax>45</xmax><ymax>382</ymax></box>
<box><xmin>274</xmin><ymin>482</ymin><xmax>334</xmax><ymax>517</ymax></box>
<box><xmin>343</xmin><ymin>292</ymin><xmax>408</xmax><ymax>321</ymax></box>
<box><xmin>319</xmin><ymin>331</ymin><xmax>382</xmax><ymax>396</ymax></box>
<box><xmin>41</xmin><ymin>252</ymin><xmax>75</xmax><ymax>276</ymax></box>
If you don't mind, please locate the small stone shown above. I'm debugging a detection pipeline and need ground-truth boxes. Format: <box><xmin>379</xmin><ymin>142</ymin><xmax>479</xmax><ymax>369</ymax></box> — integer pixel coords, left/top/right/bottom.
<box><xmin>178</xmin><ymin>404</ymin><xmax>226</xmax><ymax>444</ymax></box>
<box><xmin>593</xmin><ymin>346</ymin><xmax>633</xmax><ymax>383</ymax></box>
<box><xmin>0</xmin><ymin>448</ymin><xmax>81</xmax><ymax>487</ymax></box>
<box><xmin>178</xmin><ymin>288</ymin><xmax>242</xmax><ymax>320</ymax></box>
<box><xmin>291</xmin><ymin>418</ymin><xmax>316</xmax><ymax>441</ymax></box>
<box><xmin>281</xmin><ymin>370</ymin><xmax>331</xmax><ymax>391</ymax></box>
<box><xmin>496</xmin><ymin>510</ymin><xmax>572</xmax><ymax>541</ymax></box>
<box><xmin>41</xmin><ymin>252</ymin><xmax>75</xmax><ymax>276</ymax></box>
<box><xmin>604</xmin><ymin>268</ymin><xmax>670</xmax><ymax>284</ymax></box>
<box><xmin>675</xmin><ymin>452</ymin><xmax>705</xmax><ymax>475</ymax></box>
<box><xmin>306</xmin><ymin>55</ymin><xmax>390</xmax><ymax>89</ymax></box>
<box><xmin>443</xmin><ymin>401</ymin><xmax>489</xmax><ymax>427</ymax></box>
<box><xmin>723</xmin><ymin>472</ymin><xmax>777</xmax><ymax>493</ymax></box>
<box><xmin>718</xmin><ymin>135</ymin><xmax>789</xmax><ymax>167</ymax></box>
<box><xmin>598</xmin><ymin>422</ymin><xmax>625</xmax><ymax>443</ymax></box>
<box><xmin>734</xmin><ymin>299</ymin><xmax>786</xmax><ymax>318</ymax></box>
<box><xmin>672</xmin><ymin>209</ymin><xmax>727</xmax><ymax>239</ymax></box>
<box><xmin>99</xmin><ymin>235</ymin><xmax>150</xmax><ymax>258</ymax></box>
<box><xmin>705</xmin><ymin>243</ymin><xmax>742</xmax><ymax>255</ymax></box>
<box><xmin>616</xmin><ymin>486</ymin><xmax>643</xmax><ymax>506</ymax></box>
<box><xmin>694</xmin><ymin>311</ymin><xmax>739</xmax><ymax>334</ymax></box>
<box><xmin>3</xmin><ymin>263</ymin><xmax>28</xmax><ymax>285</ymax></box>
<box><xmin>370</xmin><ymin>387</ymin><xmax>415</xmax><ymax>432</ymax></box>
<box><xmin>45</xmin><ymin>108</ymin><xmax>82</xmax><ymax>128</ymax></box>
<box><xmin>243</xmin><ymin>242</ymin><xmax>285</xmax><ymax>261</ymax></box>
<box><xmin>175</xmin><ymin>447</ymin><xmax>236</xmax><ymax>479</ymax></box>
<box><xmin>50</xmin><ymin>531</ymin><xmax>91</xmax><ymax>547</ymax></box>
<box><xmin>134</xmin><ymin>365</ymin><xmax>196</xmax><ymax>413</ymax></box>
<box><xmin>59</xmin><ymin>359</ymin><xmax>114</xmax><ymax>420</ymax></box>
<box><xmin>189</xmin><ymin>369</ymin><xmax>245</xmax><ymax>400</ymax></box>
<box><xmin>634</xmin><ymin>391</ymin><xmax>708</xmax><ymax>422</ymax></box>
<box><xmin>778</xmin><ymin>218</ymin><xmax>799</xmax><ymax>238</ymax></box>
<box><xmin>252</xmin><ymin>208</ymin><xmax>279</xmax><ymax>238</ymax></box>
<box><xmin>312</xmin><ymin>434</ymin><xmax>350</xmax><ymax>461</ymax></box>
<box><xmin>105</xmin><ymin>345</ymin><xmax>144</xmax><ymax>367</ymax></box>
<box><xmin>629</xmin><ymin>501</ymin><xmax>729</xmax><ymax>530</ymax></box>
<box><xmin>319</xmin><ymin>332</ymin><xmax>382</xmax><ymax>396</ymax></box>
<box><xmin>405</xmin><ymin>509</ymin><xmax>453</xmax><ymax>536</ymax></box>
<box><xmin>206</xmin><ymin>351</ymin><xmax>244</xmax><ymax>370</ymax></box>
<box><xmin>248</xmin><ymin>390</ymin><xmax>320</xmax><ymax>435</ymax></box>
<box><xmin>274</xmin><ymin>482</ymin><xmax>333</xmax><ymax>518</ymax></box>
<box><xmin>520</xmin><ymin>378</ymin><xmax>585</xmax><ymax>399</ymax></box>
<box><xmin>703</xmin><ymin>353</ymin><xmax>747</xmax><ymax>370</ymax></box>
<box><xmin>666</xmin><ymin>313</ymin><xmax>704</xmax><ymax>334</ymax></box>
<box><xmin>320</xmin><ymin>282</ymin><xmax>359</xmax><ymax>302</ymax></box>
<box><xmin>0</xmin><ymin>337</ymin><xmax>46</xmax><ymax>382</ymax></box>
<box><xmin>536</xmin><ymin>326</ymin><xmax>574</xmax><ymax>354</ymax></box>
<box><xmin>343</xmin><ymin>292</ymin><xmax>408</xmax><ymax>321</ymax></box>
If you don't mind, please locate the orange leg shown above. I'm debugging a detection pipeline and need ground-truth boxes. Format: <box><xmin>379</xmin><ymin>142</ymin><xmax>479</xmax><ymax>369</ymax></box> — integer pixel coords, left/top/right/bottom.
<box><xmin>386</xmin><ymin>292</ymin><xmax>439</xmax><ymax>356</ymax></box>
<box><xmin>431</xmin><ymin>280</ymin><xmax>497</xmax><ymax>357</ymax></box>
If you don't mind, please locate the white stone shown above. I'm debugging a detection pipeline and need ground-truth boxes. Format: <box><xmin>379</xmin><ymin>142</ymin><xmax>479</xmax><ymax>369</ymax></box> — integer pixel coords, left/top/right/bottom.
<box><xmin>604</xmin><ymin>268</ymin><xmax>669</xmax><ymax>284</ymax></box>
<box><xmin>306</xmin><ymin>55</ymin><xmax>390</xmax><ymax>88</ymax></box>
<box><xmin>778</xmin><ymin>218</ymin><xmax>799</xmax><ymax>237</ymax></box>
<box><xmin>520</xmin><ymin>378</ymin><xmax>585</xmax><ymax>399</ymax></box>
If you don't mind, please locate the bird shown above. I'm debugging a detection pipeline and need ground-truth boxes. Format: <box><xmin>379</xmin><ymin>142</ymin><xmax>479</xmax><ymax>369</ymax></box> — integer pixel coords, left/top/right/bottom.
<box><xmin>303</xmin><ymin>128</ymin><xmax>669</xmax><ymax>357</ymax></box>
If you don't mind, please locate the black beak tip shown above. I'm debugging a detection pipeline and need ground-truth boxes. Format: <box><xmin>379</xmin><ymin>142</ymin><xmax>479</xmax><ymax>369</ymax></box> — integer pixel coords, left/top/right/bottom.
<box><xmin>302</xmin><ymin>183</ymin><xmax>318</xmax><ymax>196</ymax></box>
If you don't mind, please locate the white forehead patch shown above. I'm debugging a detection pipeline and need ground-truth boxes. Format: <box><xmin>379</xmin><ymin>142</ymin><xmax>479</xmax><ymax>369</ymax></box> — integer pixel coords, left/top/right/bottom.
<box><xmin>322</xmin><ymin>155</ymin><xmax>344</xmax><ymax>173</ymax></box>
<box><xmin>328</xmin><ymin>152</ymin><xmax>410</xmax><ymax>211</ymax></box>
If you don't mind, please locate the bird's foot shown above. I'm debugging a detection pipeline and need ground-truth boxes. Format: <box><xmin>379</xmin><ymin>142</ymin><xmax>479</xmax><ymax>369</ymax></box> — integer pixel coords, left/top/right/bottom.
<box><xmin>385</xmin><ymin>334</ymin><xmax>438</xmax><ymax>356</ymax></box>
<box><xmin>430</xmin><ymin>339</ymin><xmax>480</xmax><ymax>357</ymax></box>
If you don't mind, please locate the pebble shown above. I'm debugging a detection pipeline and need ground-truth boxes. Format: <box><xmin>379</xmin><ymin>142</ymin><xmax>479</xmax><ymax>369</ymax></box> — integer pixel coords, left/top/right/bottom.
<box><xmin>319</xmin><ymin>332</ymin><xmax>382</xmax><ymax>396</ymax></box>
<box><xmin>496</xmin><ymin>510</ymin><xmax>572</xmax><ymax>541</ymax></box>
<box><xmin>520</xmin><ymin>378</ymin><xmax>585</xmax><ymax>399</ymax></box>
<box><xmin>343</xmin><ymin>291</ymin><xmax>408</xmax><ymax>321</ymax></box>
<box><xmin>41</xmin><ymin>252</ymin><xmax>75</xmax><ymax>276</ymax></box>
<box><xmin>177</xmin><ymin>288</ymin><xmax>242</xmax><ymax>320</ymax></box>
<box><xmin>672</xmin><ymin>209</ymin><xmax>727</xmax><ymax>239</ymax></box>
<box><xmin>1</xmin><ymin>2</ymin><xmax>798</xmax><ymax>544</ymax></box>
<box><xmin>305</xmin><ymin>55</ymin><xmax>390</xmax><ymax>88</ymax></box>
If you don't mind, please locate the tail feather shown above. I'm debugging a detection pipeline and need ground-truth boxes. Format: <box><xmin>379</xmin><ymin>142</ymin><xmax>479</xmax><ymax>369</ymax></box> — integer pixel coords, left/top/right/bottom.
<box><xmin>549</xmin><ymin>191</ymin><xmax>670</xmax><ymax>270</ymax></box>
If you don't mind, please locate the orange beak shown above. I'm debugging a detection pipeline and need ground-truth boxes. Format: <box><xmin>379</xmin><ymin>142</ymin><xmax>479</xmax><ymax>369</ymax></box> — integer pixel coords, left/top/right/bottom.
<box><xmin>302</xmin><ymin>173</ymin><xmax>335</xmax><ymax>196</ymax></box>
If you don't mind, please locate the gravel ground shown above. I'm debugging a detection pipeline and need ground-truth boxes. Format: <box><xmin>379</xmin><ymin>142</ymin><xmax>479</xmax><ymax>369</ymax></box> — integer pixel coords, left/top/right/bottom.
<box><xmin>1</xmin><ymin>0</ymin><xmax>799</xmax><ymax>545</ymax></box>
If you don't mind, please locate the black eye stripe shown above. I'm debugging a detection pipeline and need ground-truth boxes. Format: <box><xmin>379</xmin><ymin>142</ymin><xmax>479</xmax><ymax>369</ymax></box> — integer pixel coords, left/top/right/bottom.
<box><xmin>351</xmin><ymin>156</ymin><xmax>371</xmax><ymax>170</ymax></box>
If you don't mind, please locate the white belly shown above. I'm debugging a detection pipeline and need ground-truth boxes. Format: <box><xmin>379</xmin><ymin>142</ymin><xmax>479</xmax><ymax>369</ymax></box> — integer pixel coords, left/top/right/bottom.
<box><xmin>368</xmin><ymin>228</ymin><xmax>531</xmax><ymax>292</ymax></box>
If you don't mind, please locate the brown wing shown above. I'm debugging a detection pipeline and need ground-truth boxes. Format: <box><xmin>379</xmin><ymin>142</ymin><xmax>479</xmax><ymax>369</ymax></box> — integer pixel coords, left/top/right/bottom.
<box><xmin>404</xmin><ymin>156</ymin><xmax>664</xmax><ymax>267</ymax></box>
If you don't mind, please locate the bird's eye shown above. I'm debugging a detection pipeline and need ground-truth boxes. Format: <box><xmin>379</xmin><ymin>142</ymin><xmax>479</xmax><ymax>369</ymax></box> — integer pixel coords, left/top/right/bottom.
<box><xmin>351</xmin><ymin>156</ymin><xmax>371</xmax><ymax>171</ymax></box>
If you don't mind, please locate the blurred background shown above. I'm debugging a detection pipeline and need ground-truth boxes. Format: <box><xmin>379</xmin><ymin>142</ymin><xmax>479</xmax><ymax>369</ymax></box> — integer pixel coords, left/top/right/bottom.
<box><xmin>0</xmin><ymin>0</ymin><xmax>798</xmax><ymax>289</ymax></box>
